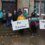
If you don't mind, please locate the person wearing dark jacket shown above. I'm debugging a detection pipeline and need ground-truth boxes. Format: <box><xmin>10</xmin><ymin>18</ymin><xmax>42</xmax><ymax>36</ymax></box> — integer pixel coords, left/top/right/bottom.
<box><xmin>12</xmin><ymin>11</ymin><xmax>18</xmax><ymax>21</ymax></box>
<box><xmin>6</xmin><ymin>12</ymin><xmax>12</xmax><ymax>27</ymax></box>
<box><xmin>31</xmin><ymin>12</ymin><xmax>36</xmax><ymax>17</ymax></box>
<box><xmin>30</xmin><ymin>21</ymin><xmax>37</xmax><ymax>36</ymax></box>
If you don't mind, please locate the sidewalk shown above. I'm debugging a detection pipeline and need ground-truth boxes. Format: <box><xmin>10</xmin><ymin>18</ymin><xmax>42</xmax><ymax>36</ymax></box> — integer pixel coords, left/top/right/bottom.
<box><xmin>0</xmin><ymin>34</ymin><xmax>45</xmax><ymax>45</ymax></box>
<box><xmin>0</xmin><ymin>23</ymin><xmax>45</xmax><ymax>45</ymax></box>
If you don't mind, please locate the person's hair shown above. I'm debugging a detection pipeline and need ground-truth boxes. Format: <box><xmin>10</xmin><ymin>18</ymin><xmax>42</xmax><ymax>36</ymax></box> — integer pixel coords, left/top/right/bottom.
<box><xmin>17</xmin><ymin>9</ymin><xmax>22</xmax><ymax>15</ymax></box>
<box><xmin>31</xmin><ymin>11</ymin><xmax>36</xmax><ymax>17</ymax></box>
<box><xmin>18</xmin><ymin>11</ymin><xmax>22</xmax><ymax>15</ymax></box>
<box><xmin>18</xmin><ymin>9</ymin><xmax>21</xmax><ymax>12</ymax></box>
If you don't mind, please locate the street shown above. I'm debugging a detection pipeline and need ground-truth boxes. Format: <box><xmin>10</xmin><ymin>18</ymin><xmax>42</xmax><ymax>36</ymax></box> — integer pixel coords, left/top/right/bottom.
<box><xmin>0</xmin><ymin>34</ymin><xmax>45</xmax><ymax>45</ymax></box>
<box><xmin>0</xmin><ymin>23</ymin><xmax>45</xmax><ymax>45</ymax></box>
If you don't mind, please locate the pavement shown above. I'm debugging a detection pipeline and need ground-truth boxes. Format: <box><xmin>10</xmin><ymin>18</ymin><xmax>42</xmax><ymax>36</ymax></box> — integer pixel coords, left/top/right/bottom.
<box><xmin>0</xmin><ymin>34</ymin><xmax>45</xmax><ymax>45</ymax></box>
<box><xmin>0</xmin><ymin>23</ymin><xmax>45</xmax><ymax>45</ymax></box>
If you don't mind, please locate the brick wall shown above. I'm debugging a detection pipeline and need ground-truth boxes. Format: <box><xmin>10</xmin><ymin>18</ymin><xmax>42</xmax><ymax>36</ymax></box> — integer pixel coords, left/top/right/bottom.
<box><xmin>30</xmin><ymin>0</ymin><xmax>34</xmax><ymax>16</ymax></box>
<box><xmin>17</xmin><ymin>0</ymin><xmax>29</xmax><ymax>10</ymax></box>
<box><xmin>17</xmin><ymin>0</ymin><xmax>22</xmax><ymax>9</ymax></box>
<box><xmin>17</xmin><ymin>0</ymin><xmax>34</xmax><ymax>16</ymax></box>
<box><xmin>0</xmin><ymin>0</ymin><xmax>2</xmax><ymax>9</ymax></box>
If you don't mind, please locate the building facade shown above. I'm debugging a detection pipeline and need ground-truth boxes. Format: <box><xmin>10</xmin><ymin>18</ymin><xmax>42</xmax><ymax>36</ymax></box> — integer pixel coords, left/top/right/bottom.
<box><xmin>0</xmin><ymin>0</ymin><xmax>34</xmax><ymax>16</ymax></box>
<box><xmin>0</xmin><ymin>0</ymin><xmax>45</xmax><ymax>16</ymax></box>
<box><xmin>18</xmin><ymin>0</ymin><xmax>45</xmax><ymax>17</ymax></box>
<box><xmin>17</xmin><ymin>0</ymin><xmax>34</xmax><ymax>16</ymax></box>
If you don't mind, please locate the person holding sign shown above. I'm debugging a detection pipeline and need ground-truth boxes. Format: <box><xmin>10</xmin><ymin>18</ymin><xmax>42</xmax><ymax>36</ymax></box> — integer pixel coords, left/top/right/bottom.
<box><xmin>17</xmin><ymin>10</ymin><xmax>25</xmax><ymax>20</ymax></box>
<box><xmin>17</xmin><ymin>9</ymin><xmax>26</xmax><ymax>35</ymax></box>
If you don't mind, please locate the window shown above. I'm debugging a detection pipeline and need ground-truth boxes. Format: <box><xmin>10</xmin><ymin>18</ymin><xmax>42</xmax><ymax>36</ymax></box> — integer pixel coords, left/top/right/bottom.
<box><xmin>34</xmin><ymin>1</ymin><xmax>39</xmax><ymax>14</ymax></box>
<box><xmin>34</xmin><ymin>1</ymin><xmax>45</xmax><ymax>16</ymax></box>
<box><xmin>41</xmin><ymin>2</ymin><xmax>45</xmax><ymax>14</ymax></box>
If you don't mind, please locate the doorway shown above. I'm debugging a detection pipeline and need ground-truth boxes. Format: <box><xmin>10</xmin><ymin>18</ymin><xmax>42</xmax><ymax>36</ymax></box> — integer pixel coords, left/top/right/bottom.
<box><xmin>2</xmin><ymin>0</ymin><xmax>17</xmax><ymax>13</ymax></box>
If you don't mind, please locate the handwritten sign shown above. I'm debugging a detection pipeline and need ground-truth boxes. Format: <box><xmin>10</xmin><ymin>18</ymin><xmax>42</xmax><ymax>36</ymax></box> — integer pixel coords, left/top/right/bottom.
<box><xmin>11</xmin><ymin>19</ymin><xmax>29</xmax><ymax>31</ymax></box>
<box><xmin>39</xmin><ymin>19</ymin><xmax>45</xmax><ymax>29</ymax></box>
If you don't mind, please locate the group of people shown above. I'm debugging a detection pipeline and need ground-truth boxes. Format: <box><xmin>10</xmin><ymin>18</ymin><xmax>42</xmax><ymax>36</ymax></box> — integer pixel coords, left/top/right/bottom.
<box><xmin>0</xmin><ymin>8</ymin><xmax>38</xmax><ymax>36</ymax></box>
<box><xmin>0</xmin><ymin>9</ymin><xmax>26</xmax><ymax>26</ymax></box>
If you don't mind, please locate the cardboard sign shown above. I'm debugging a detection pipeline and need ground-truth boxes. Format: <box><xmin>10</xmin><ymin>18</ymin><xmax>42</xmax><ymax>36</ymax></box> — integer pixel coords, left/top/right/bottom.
<box><xmin>39</xmin><ymin>19</ymin><xmax>45</xmax><ymax>29</ymax></box>
<box><xmin>11</xmin><ymin>19</ymin><xmax>29</xmax><ymax>31</ymax></box>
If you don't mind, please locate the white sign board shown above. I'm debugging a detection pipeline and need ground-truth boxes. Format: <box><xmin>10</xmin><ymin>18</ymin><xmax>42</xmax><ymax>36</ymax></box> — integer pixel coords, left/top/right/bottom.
<box><xmin>39</xmin><ymin>20</ymin><xmax>45</xmax><ymax>29</ymax></box>
<box><xmin>11</xmin><ymin>19</ymin><xmax>29</xmax><ymax>31</ymax></box>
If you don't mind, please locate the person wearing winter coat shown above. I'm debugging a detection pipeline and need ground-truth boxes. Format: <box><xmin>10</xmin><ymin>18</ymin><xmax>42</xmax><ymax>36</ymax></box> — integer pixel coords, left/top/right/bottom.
<box><xmin>17</xmin><ymin>10</ymin><xmax>25</xmax><ymax>35</ymax></box>
<box><xmin>30</xmin><ymin>21</ymin><xmax>37</xmax><ymax>36</ymax></box>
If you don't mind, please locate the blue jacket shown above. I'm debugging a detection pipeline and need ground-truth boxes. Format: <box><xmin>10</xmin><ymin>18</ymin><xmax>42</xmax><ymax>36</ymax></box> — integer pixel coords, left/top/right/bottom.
<box><xmin>0</xmin><ymin>11</ymin><xmax>3</xmax><ymax>18</ymax></box>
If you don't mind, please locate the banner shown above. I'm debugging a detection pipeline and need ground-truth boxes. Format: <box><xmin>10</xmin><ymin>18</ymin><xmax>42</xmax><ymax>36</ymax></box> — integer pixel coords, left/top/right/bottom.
<box><xmin>39</xmin><ymin>19</ymin><xmax>45</xmax><ymax>29</ymax></box>
<box><xmin>11</xmin><ymin>19</ymin><xmax>29</xmax><ymax>31</ymax></box>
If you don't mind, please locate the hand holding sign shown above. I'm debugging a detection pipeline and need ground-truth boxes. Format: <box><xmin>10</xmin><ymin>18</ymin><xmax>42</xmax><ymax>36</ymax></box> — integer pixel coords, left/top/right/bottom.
<box><xmin>11</xmin><ymin>19</ymin><xmax>29</xmax><ymax>31</ymax></box>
